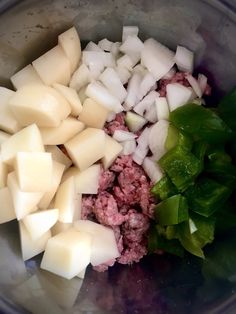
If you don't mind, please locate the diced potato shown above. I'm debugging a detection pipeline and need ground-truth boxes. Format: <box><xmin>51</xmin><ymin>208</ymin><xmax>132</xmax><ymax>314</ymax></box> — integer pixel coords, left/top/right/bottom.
<box><xmin>7</xmin><ymin>172</ymin><xmax>43</xmax><ymax>220</ymax></box>
<box><xmin>9</xmin><ymin>85</ymin><xmax>71</xmax><ymax>128</ymax></box>
<box><xmin>62</xmin><ymin>164</ymin><xmax>101</xmax><ymax>194</ymax></box>
<box><xmin>73</xmin><ymin>193</ymin><xmax>82</xmax><ymax>221</ymax></box>
<box><xmin>54</xmin><ymin>176</ymin><xmax>76</xmax><ymax>223</ymax></box>
<box><xmin>102</xmin><ymin>135</ymin><xmax>123</xmax><ymax>170</ymax></box>
<box><xmin>15</xmin><ymin>152</ymin><xmax>53</xmax><ymax>192</ymax></box>
<box><xmin>19</xmin><ymin>220</ymin><xmax>51</xmax><ymax>261</ymax></box>
<box><xmin>58</xmin><ymin>27</ymin><xmax>81</xmax><ymax>73</ymax></box>
<box><xmin>0</xmin><ymin>87</ymin><xmax>21</xmax><ymax>134</ymax></box>
<box><xmin>0</xmin><ymin>154</ymin><xmax>8</xmax><ymax>188</ymax></box>
<box><xmin>64</xmin><ymin>128</ymin><xmax>106</xmax><ymax>171</ymax></box>
<box><xmin>0</xmin><ymin>130</ymin><xmax>11</xmax><ymax>145</ymax></box>
<box><xmin>78</xmin><ymin>98</ymin><xmax>109</xmax><ymax>129</ymax></box>
<box><xmin>74</xmin><ymin>220</ymin><xmax>120</xmax><ymax>266</ymax></box>
<box><xmin>53</xmin><ymin>83</ymin><xmax>82</xmax><ymax>116</ymax></box>
<box><xmin>10</xmin><ymin>64</ymin><xmax>44</xmax><ymax>90</ymax></box>
<box><xmin>1</xmin><ymin>124</ymin><xmax>44</xmax><ymax>166</ymax></box>
<box><xmin>51</xmin><ymin>221</ymin><xmax>72</xmax><ymax>236</ymax></box>
<box><xmin>40</xmin><ymin>229</ymin><xmax>92</xmax><ymax>279</ymax></box>
<box><xmin>77</xmin><ymin>268</ymin><xmax>86</xmax><ymax>279</ymax></box>
<box><xmin>32</xmin><ymin>45</ymin><xmax>71</xmax><ymax>86</ymax></box>
<box><xmin>23</xmin><ymin>209</ymin><xmax>59</xmax><ymax>240</ymax></box>
<box><xmin>38</xmin><ymin>161</ymin><xmax>65</xmax><ymax>209</ymax></box>
<box><xmin>40</xmin><ymin>117</ymin><xmax>85</xmax><ymax>145</ymax></box>
<box><xmin>45</xmin><ymin>145</ymin><xmax>72</xmax><ymax>170</ymax></box>
<box><xmin>0</xmin><ymin>187</ymin><xmax>16</xmax><ymax>223</ymax></box>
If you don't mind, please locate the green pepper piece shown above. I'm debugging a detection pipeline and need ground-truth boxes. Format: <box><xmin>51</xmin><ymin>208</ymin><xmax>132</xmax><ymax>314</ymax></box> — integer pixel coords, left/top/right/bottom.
<box><xmin>165</xmin><ymin>124</ymin><xmax>193</xmax><ymax>151</ymax></box>
<box><xmin>218</xmin><ymin>87</ymin><xmax>236</xmax><ymax>131</ymax></box>
<box><xmin>170</xmin><ymin>103</ymin><xmax>233</xmax><ymax>144</ymax></box>
<box><xmin>154</xmin><ymin>194</ymin><xmax>189</xmax><ymax>226</ymax></box>
<box><xmin>151</xmin><ymin>175</ymin><xmax>178</xmax><ymax>200</ymax></box>
<box><xmin>192</xmin><ymin>140</ymin><xmax>208</xmax><ymax>162</ymax></box>
<box><xmin>159</xmin><ymin>146</ymin><xmax>202</xmax><ymax>192</ymax></box>
<box><xmin>184</xmin><ymin>177</ymin><xmax>231</xmax><ymax>217</ymax></box>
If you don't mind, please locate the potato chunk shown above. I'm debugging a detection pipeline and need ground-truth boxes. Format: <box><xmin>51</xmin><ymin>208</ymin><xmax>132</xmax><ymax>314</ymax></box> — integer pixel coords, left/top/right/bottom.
<box><xmin>10</xmin><ymin>64</ymin><xmax>44</xmax><ymax>90</ymax></box>
<box><xmin>40</xmin><ymin>229</ymin><xmax>92</xmax><ymax>279</ymax></box>
<box><xmin>0</xmin><ymin>155</ymin><xmax>8</xmax><ymax>188</ymax></box>
<box><xmin>64</xmin><ymin>128</ymin><xmax>105</xmax><ymax>171</ymax></box>
<box><xmin>102</xmin><ymin>135</ymin><xmax>123</xmax><ymax>170</ymax></box>
<box><xmin>45</xmin><ymin>145</ymin><xmax>72</xmax><ymax>170</ymax></box>
<box><xmin>0</xmin><ymin>187</ymin><xmax>16</xmax><ymax>223</ymax></box>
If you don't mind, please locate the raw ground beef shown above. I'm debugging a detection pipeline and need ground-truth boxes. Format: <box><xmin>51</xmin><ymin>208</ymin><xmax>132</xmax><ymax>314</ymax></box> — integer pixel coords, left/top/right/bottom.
<box><xmin>104</xmin><ymin>112</ymin><xmax>128</xmax><ymax>135</ymax></box>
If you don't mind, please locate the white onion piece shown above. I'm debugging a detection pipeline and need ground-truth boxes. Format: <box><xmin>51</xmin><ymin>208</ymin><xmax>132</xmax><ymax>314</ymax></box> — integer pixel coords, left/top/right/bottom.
<box><xmin>82</xmin><ymin>51</ymin><xmax>115</xmax><ymax>69</ymax></box>
<box><xmin>89</xmin><ymin>62</ymin><xmax>104</xmax><ymax>79</ymax></box>
<box><xmin>106</xmin><ymin>112</ymin><xmax>116</xmax><ymax>122</ymax></box>
<box><xmin>124</xmin><ymin>71</ymin><xmax>143</xmax><ymax>110</ymax></box>
<box><xmin>198</xmin><ymin>73</ymin><xmax>208</xmax><ymax>94</ymax></box>
<box><xmin>186</xmin><ymin>74</ymin><xmax>202</xmax><ymax>98</ymax></box>
<box><xmin>116</xmin><ymin>55</ymin><xmax>135</xmax><ymax>71</ymax></box>
<box><xmin>174</xmin><ymin>45</ymin><xmax>194</xmax><ymax>73</ymax></box>
<box><xmin>111</xmin><ymin>42</ymin><xmax>121</xmax><ymax>58</ymax></box>
<box><xmin>166</xmin><ymin>83</ymin><xmax>193</xmax><ymax>111</ymax></box>
<box><xmin>141</xmin><ymin>38</ymin><xmax>175</xmax><ymax>80</ymax></box>
<box><xmin>120</xmin><ymin>35</ymin><xmax>144</xmax><ymax>64</ymax></box>
<box><xmin>78</xmin><ymin>85</ymin><xmax>88</xmax><ymax>104</ymax></box>
<box><xmin>84</xmin><ymin>41</ymin><xmax>103</xmax><ymax>52</ymax></box>
<box><xmin>113</xmin><ymin>130</ymin><xmax>137</xmax><ymax>142</ymax></box>
<box><xmin>115</xmin><ymin>66</ymin><xmax>131</xmax><ymax>85</ymax></box>
<box><xmin>188</xmin><ymin>87</ymin><xmax>197</xmax><ymax>101</ymax></box>
<box><xmin>150</xmin><ymin>82</ymin><xmax>158</xmax><ymax>91</ymax></box>
<box><xmin>85</xmin><ymin>82</ymin><xmax>123</xmax><ymax>113</ymax></box>
<box><xmin>162</xmin><ymin>67</ymin><xmax>176</xmax><ymax>79</ymax></box>
<box><xmin>143</xmin><ymin>157</ymin><xmax>164</xmax><ymax>183</ymax></box>
<box><xmin>121</xmin><ymin>139</ymin><xmax>137</xmax><ymax>155</ymax></box>
<box><xmin>132</xmin><ymin>146</ymin><xmax>148</xmax><ymax>165</ymax></box>
<box><xmin>144</xmin><ymin>103</ymin><xmax>158</xmax><ymax>123</ymax></box>
<box><xmin>125</xmin><ymin>111</ymin><xmax>147</xmax><ymax>133</ymax></box>
<box><xmin>69</xmin><ymin>64</ymin><xmax>91</xmax><ymax>91</ymax></box>
<box><xmin>133</xmin><ymin>64</ymin><xmax>146</xmax><ymax>75</ymax></box>
<box><xmin>99</xmin><ymin>67</ymin><xmax>127</xmax><ymax>103</ymax></box>
<box><xmin>137</xmin><ymin>72</ymin><xmax>156</xmax><ymax>101</ymax></box>
<box><xmin>137</xmin><ymin>127</ymin><xmax>151</xmax><ymax>149</ymax></box>
<box><xmin>156</xmin><ymin>97</ymin><xmax>170</xmax><ymax>120</ymax></box>
<box><xmin>103</xmin><ymin>53</ymin><xmax>116</xmax><ymax>67</ymax></box>
<box><xmin>148</xmin><ymin>120</ymin><xmax>169</xmax><ymax>161</ymax></box>
<box><xmin>133</xmin><ymin>91</ymin><xmax>159</xmax><ymax>116</ymax></box>
<box><xmin>98</xmin><ymin>38</ymin><xmax>113</xmax><ymax>51</ymax></box>
<box><xmin>122</xmin><ymin>26</ymin><xmax>139</xmax><ymax>42</ymax></box>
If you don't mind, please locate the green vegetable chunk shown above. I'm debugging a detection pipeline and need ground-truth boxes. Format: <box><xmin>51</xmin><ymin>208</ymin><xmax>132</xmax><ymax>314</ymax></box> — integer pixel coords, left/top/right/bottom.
<box><xmin>159</xmin><ymin>146</ymin><xmax>202</xmax><ymax>192</ymax></box>
<box><xmin>184</xmin><ymin>177</ymin><xmax>231</xmax><ymax>217</ymax></box>
<box><xmin>151</xmin><ymin>175</ymin><xmax>178</xmax><ymax>200</ymax></box>
<box><xmin>218</xmin><ymin>87</ymin><xmax>236</xmax><ymax>131</ymax></box>
<box><xmin>154</xmin><ymin>194</ymin><xmax>189</xmax><ymax>226</ymax></box>
<box><xmin>192</xmin><ymin>140</ymin><xmax>208</xmax><ymax>162</ymax></box>
<box><xmin>165</xmin><ymin>124</ymin><xmax>193</xmax><ymax>151</ymax></box>
<box><xmin>170</xmin><ymin>103</ymin><xmax>233</xmax><ymax>144</ymax></box>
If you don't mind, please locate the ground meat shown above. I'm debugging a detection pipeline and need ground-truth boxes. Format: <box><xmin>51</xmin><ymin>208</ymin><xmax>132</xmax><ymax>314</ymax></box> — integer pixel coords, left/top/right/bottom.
<box><xmin>118</xmin><ymin>242</ymin><xmax>148</xmax><ymax>264</ymax></box>
<box><xmin>81</xmin><ymin>195</ymin><xmax>95</xmax><ymax>220</ymax></box>
<box><xmin>94</xmin><ymin>191</ymin><xmax>126</xmax><ymax>226</ymax></box>
<box><xmin>158</xmin><ymin>72</ymin><xmax>190</xmax><ymax>96</ymax></box>
<box><xmin>112</xmin><ymin>226</ymin><xmax>124</xmax><ymax>253</ymax></box>
<box><xmin>110</xmin><ymin>155</ymin><xmax>134</xmax><ymax>172</ymax></box>
<box><xmin>104</xmin><ymin>112</ymin><xmax>128</xmax><ymax>136</ymax></box>
<box><xmin>98</xmin><ymin>169</ymin><xmax>115</xmax><ymax>192</ymax></box>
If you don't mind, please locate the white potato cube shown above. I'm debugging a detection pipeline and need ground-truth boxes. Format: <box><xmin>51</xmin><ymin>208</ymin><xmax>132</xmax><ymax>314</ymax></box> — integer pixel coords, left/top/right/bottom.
<box><xmin>102</xmin><ymin>135</ymin><xmax>123</xmax><ymax>170</ymax></box>
<box><xmin>53</xmin><ymin>83</ymin><xmax>82</xmax><ymax>116</ymax></box>
<box><xmin>19</xmin><ymin>221</ymin><xmax>51</xmax><ymax>261</ymax></box>
<box><xmin>10</xmin><ymin>64</ymin><xmax>44</xmax><ymax>90</ymax></box>
<box><xmin>74</xmin><ymin>220</ymin><xmax>120</xmax><ymax>266</ymax></box>
<box><xmin>40</xmin><ymin>229</ymin><xmax>92</xmax><ymax>279</ymax></box>
<box><xmin>54</xmin><ymin>176</ymin><xmax>76</xmax><ymax>223</ymax></box>
<box><xmin>0</xmin><ymin>130</ymin><xmax>10</xmax><ymax>144</ymax></box>
<box><xmin>40</xmin><ymin>117</ymin><xmax>85</xmax><ymax>145</ymax></box>
<box><xmin>77</xmin><ymin>268</ymin><xmax>86</xmax><ymax>279</ymax></box>
<box><xmin>7</xmin><ymin>172</ymin><xmax>43</xmax><ymax>220</ymax></box>
<box><xmin>15</xmin><ymin>152</ymin><xmax>52</xmax><ymax>192</ymax></box>
<box><xmin>32</xmin><ymin>45</ymin><xmax>71</xmax><ymax>86</ymax></box>
<box><xmin>0</xmin><ymin>87</ymin><xmax>21</xmax><ymax>134</ymax></box>
<box><xmin>58</xmin><ymin>27</ymin><xmax>81</xmax><ymax>73</ymax></box>
<box><xmin>78</xmin><ymin>98</ymin><xmax>108</xmax><ymax>129</ymax></box>
<box><xmin>51</xmin><ymin>221</ymin><xmax>72</xmax><ymax>236</ymax></box>
<box><xmin>0</xmin><ymin>187</ymin><xmax>16</xmax><ymax>223</ymax></box>
<box><xmin>1</xmin><ymin>124</ymin><xmax>44</xmax><ymax>166</ymax></box>
<box><xmin>64</xmin><ymin>128</ymin><xmax>106</xmax><ymax>171</ymax></box>
<box><xmin>23</xmin><ymin>209</ymin><xmax>59</xmax><ymax>240</ymax></box>
<box><xmin>0</xmin><ymin>155</ymin><xmax>8</xmax><ymax>188</ymax></box>
<box><xmin>9</xmin><ymin>85</ymin><xmax>71</xmax><ymax>128</ymax></box>
<box><xmin>38</xmin><ymin>161</ymin><xmax>65</xmax><ymax>209</ymax></box>
<box><xmin>45</xmin><ymin>145</ymin><xmax>72</xmax><ymax>170</ymax></box>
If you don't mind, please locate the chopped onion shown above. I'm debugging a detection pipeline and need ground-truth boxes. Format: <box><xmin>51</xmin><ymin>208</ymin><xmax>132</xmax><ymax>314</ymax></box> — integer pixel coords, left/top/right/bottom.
<box><xmin>69</xmin><ymin>64</ymin><xmax>91</xmax><ymax>91</ymax></box>
<box><xmin>125</xmin><ymin>111</ymin><xmax>147</xmax><ymax>133</ymax></box>
<box><xmin>144</xmin><ymin>103</ymin><xmax>158</xmax><ymax>123</ymax></box>
<box><xmin>150</xmin><ymin>82</ymin><xmax>158</xmax><ymax>91</ymax></box>
<box><xmin>166</xmin><ymin>83</ymin><xmax>193</xmax><ymax>112</ymax></box>
<box><xmin>111</xmin><ymin>42</ymin><xmax>121</xmax><ymax>58</ymax></box>
<box><xmin>99</xmin><ymin>67</ymin><xmax>127</xmax><ymax>103</ymax></box>
<box><xmin>137</xmin><ymin>127</ymin><xmax>151</xmax><ymax>149</ymax></box>
<box><xmin>121</xmin><ymin>139</ymin><xmax>137</xmax><ymax>155</ymax></box>
<box><xmin>132</xmin><ymin>146</ymin><xmax>149</xmax><ymax>165</ymax></box>
<box><xmin>85</xmin><ymin>81</ymin><xmax>123</xmax><ymax>113</ymax></box>
<box><xmin>122</xmin><ymin>26</ymin><xmax>139</xmax><ymax>42</ymax></box>
<box><xmin>162</xmin><ymin>67</ymin><xmax>176</xmax><ymax>79</ymax></box>
<box><xmin>141</xmin><ymin>38</ymin><xmax>175</xmax><ymax>80</ymax></box>
<box><xmin>186</xmin><ymin>74</ymin><xmax>202</xmax><ymax>98</ymax></box>
<box><xmin>113</xmin><ymin>130</ymin><xmax>137</xmax><ymax>142</ymax></box>
<box><xmin>84</xmin><ymin>41</ymin><xmax>103</xmax><ymax>52</ymax></box>
<box><xmin>78</xmin><ymin>85</ymin><xmax>88</xmax><ymax>104</ymax></box>
<box><xmin>143</xmin><ymin>157</ymin><xmax>164</xmax><ymax>183</ymax></box>
<box><xmin>98</xmin><ymin>38</ymin><xmax>113</xmax><ymax>51</ymax></box>
<box><xmin>148</xmin><ymin>120</ymin><xmax>169</xmax><ymax>160</ymax></box>
<box><xmin>124</xmin><ymin>71</ymin><xmax>143</xmax><ymax>110</ymax></box>
<box><xmin>174</xmin><ymin>45</ymin><xmax>194</xmax><ymax>73</ymax></box>
<box><xmin>120</xmin><ymin>35</ymin><xmax>144</xmax><ymax>65</ymax></box>
<box><xmin>198</xmin><ymin>73</ymin><xmax>208</xmax><ymax>94</ymax></box>
<box><xmin>82</xmin><ymin>51</ymin><xmax>115</xmax><ymax>69</ymax></box>
<box><xmin>133</xmin><ymin>90</ymin><xmax>159</xmax><ymax>116</ymax></box>
<box><xmin>133</xmin><ymin>64</ymin><xmax>146</xmax><ymax>75</ymax></box>
<box><xmin>156</xmin><ymin>97</ymin><xmax>170</xmax><ymax>120</ymax></box>
<box><xmin>115</xmin><ymin>66</ymin><xmax>131</xmax><ymax>85</ymax></box>
<box><xmin>106</xmin><ymin>112</ymin><xmax>116</xmax><ymax>122</ymax></box>
<box><xmin>116</xmin><ymin>55</ymin><xmax>135</xmax><ymax>70</ymax></box>
<box><xmin>137</xmin><ymin>72</ymin><xmax>156</xmax><ymax>101</ymax></box>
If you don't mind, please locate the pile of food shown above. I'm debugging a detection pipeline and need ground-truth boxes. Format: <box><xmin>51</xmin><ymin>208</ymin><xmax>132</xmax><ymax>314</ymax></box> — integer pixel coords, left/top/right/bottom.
<box><xmin>0</xmin><ymin>25</ymin><xmax>235</xmax><ymax>280</ymax></box>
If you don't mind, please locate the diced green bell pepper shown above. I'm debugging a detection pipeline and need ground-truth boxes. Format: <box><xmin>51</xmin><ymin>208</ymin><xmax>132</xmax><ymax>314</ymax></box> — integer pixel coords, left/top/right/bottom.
<box><xmin>165</xmin><ymin>124</ymin><xmax>193</xmax><ymax>151</ymax></box>
<box><xmin>218</xmin><ymin>87</ymin><xmax>236</xmax><ymax>131</ymax></box>
<box><xmin>154</xmin><ymin>194</ymin><xmax>189</xmax><ymax>226</ymax></box>
<box><xmin>151</xmin><ymin>175</ymin><xmax>178</xmax><ymax>200</ymax></box>
<box><xmin>159</xmin><ymin>146</ymin><xmax>202</xmax><ymax>192</ymax></box>
<box><xmin>192</xmin><ymin>140</ymin><xmax>208</xmax><ymax>162</ymax></box>
<box><xmin>170</xmin><ymin>103</ymin><xmax>233</xmax><ymax>144</ymax></box>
